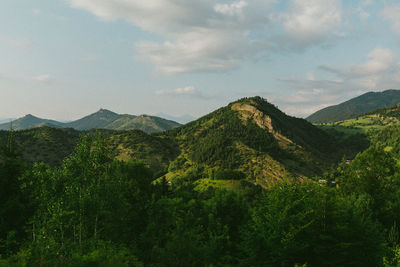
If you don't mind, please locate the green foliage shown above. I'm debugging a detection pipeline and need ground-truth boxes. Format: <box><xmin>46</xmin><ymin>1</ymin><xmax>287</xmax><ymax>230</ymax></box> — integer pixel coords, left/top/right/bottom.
<box><xmin>0</xmin><ymin>132</ymin><xmax>398</xmax><ymax>266</ymax></box>
<box><xmin>16</xmin><ymin>134</ymin><xmax>154</xmax><ymax>265</ymax></box>
<box><xmin>336</xmin><ymin>146</ymin><xmax>400</xmax><ymax>227</ymax></box>
<box><xmin>0</xmin><ymin>132</ymin><xmax>30</xmax><ymax>256</ymax></box>
<box><xmin>213</xmin><ymin>169</ymin><xmax>245</xmax><ymax>180</ymax></box>
<box><xmin>140</xmin><ymin>189</ymin><xmax>249</xmax><ymax>266</ymax></box>
<box><xmin>242</xmin><ymin>182</ymin><xmax>385</xmax><ymax>266</ymax></box>
<box><xmin>0</xmin><ymin>127</ymin><xmax>80</xmax><ymax>166</ymax></box>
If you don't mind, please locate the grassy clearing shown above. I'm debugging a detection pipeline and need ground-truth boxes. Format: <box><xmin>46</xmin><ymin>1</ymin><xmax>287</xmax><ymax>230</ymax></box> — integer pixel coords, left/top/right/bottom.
<box><xmin>316</xmin><ymin>114</ymin><xmax>400</xmax><ymax>136</ymax></box>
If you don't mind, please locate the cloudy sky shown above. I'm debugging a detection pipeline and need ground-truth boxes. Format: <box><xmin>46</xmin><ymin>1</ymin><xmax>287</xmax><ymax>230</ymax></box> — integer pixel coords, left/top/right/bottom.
<box><xmin>1</xmin><ymin>0</ymin><xmax>400</xmax><ymax>120</ymax></box>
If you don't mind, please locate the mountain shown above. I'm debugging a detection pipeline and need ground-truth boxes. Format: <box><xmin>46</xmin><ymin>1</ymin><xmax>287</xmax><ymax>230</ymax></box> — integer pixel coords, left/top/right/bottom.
<box><xmin>306</xmin><ymin>89</ymin><xmax>400</xmax><ymax>123</ymax></box>
<box><xmin>0</xmin><ymin>127</ymin><xmax>81</xmax><ymax>166</ymax></box>
<box><xmin>0</xmin><ymin>109</ymin><xmax>181</xmax><ymax>133</ymax></box>
<box><xmin>0</xmin><ymin>126</ymin><xmax>178</xmax><ymax>174</ymax></box>
<box><xmin>65</xmin><ymin>109</ymin><xmax>180</xmax><ymax>133</ymax></box>
<box><xmin>162</xmin><ymin>96</ymin><xmax>357</xmax><ymax>187</ymax></box>
<box><xmin>155</xmin><ymin>112</ymin><xmax>196</xmax><ymax>124</ymax></box>
<box><xmin>0</xmin><ymin>114</ymin><xmax>64</xmax><ymax>130</ymax></box>
<box><xmin>64</xmin><ymin>109</ymin><xmax>121</xmax><ymax>130</ymax></box>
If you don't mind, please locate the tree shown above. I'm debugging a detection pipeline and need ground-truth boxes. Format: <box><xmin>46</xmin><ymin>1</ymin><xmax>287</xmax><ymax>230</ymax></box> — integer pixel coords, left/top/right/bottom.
<box><xmin>241</xmin><ymin>182</ymin><xmax>385</xmax><ymax>266</ymax></box>
<box><xmin>0</xmin><ymin>129</ymin><xmax>29</xmax><ymax>255</ymax></box>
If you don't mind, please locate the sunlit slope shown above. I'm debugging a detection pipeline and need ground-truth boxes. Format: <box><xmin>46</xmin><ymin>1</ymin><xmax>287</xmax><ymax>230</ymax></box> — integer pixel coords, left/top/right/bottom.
<box><xmin>164</xmin><ymin>96</ymin><xmax>345</xmax><ymax>187</ymax></box>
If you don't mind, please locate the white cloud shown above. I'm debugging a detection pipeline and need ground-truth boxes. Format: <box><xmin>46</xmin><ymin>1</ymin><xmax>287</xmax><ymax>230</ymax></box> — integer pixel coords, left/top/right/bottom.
<box><xmin>321</xmin><ymin>48</ymin><xmax>395</xmax><ymax>79</ymax></box>
<box><xmin>136</xmin><ymin>28</ymin><xmax>253</xmax><ymax>73</ymax></box>
<box><xmin>155</xmin><ymin>86</ymin><xmax>207</xmax><ymax>98</ymax></box>
<box><xmin>381</xmin><ymin>4</ymin><xmax>400</xmax><ymax>37</ymax></box>
<box><xmin>156</xmin><ymin>86</ymin><xmax>197</xmax><ymax>95</ymax></box>
<box><xmin>276</xmin><ymin>0</ymin><xmax>342</xmax><ymax>49</ymax></box>
<box><xmin>68</xmin><ymin>0</ymin><xmax>347</xmax><ymax>73</ymax></box>
<box><xmin>68</xmin><ymin>0</ymin><xmax>276</xmax><ymax>73</ymax></box>
<box><xmin>214</xmin><ymin>1</ymin><xmax>248</xmax><ymax>17</ymax></box>
<box><xmin>32</xmin><ymin>74</ymin><xmax>52</xmax><ymax>83</ymax></box>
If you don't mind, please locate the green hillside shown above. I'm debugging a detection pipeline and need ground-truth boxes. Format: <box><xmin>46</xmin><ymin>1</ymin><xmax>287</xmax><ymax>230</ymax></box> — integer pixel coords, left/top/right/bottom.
<box><xmin>104</xmin><ymin>114</ymin><xmax>181</xmax><ymax>133</ymax></box>
<box><xmin>108</xmin><ymin>130</ymin><xmax>179</xmax><ymax>174</ymax></box>
<box><xmin>0</xmin><ymin>127</ymin><xmax>178</xmax><ymax>174</ymax></box>
<box><xmin>162</xmin><ymin>96</ymin><xmax>359</xmax><ymax>187</ymax></box>
<box><xmin>317</xmin><ymin>104</ymin><xmax>400</xmax><ymax>136</ymax></box>
<box><xmin>307</xmin><ymin>89</ymin><xmax>400</xmax><ymax>123</ymax></box>
<box><xmin>0</xmin><ymin>127</ymin><xmax>80</xmax><ymax>166</ymax></box>
<box><xmin>0</xmin><ymin>114</ymin><xmax>64</xmax><ymax>130</ymax></box>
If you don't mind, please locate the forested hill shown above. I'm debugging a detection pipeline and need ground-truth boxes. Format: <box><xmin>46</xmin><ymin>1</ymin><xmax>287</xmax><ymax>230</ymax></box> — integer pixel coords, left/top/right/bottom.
<box><xmin>306</xmin><ymin>89</ymin><xmax>400</xmax><ymax>123</ymax></box>
<box><xmin>0</xmin><ymin>127</ymin><xmax>178</xmax><ymax>172</ymax></box>
<box><xmin>163</xmin><ymin>96</ymin><xmax>363</xmax><ymax>187</ymax></box>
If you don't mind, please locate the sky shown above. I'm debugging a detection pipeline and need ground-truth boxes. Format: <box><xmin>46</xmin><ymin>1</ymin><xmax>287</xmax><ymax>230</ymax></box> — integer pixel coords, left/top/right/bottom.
<box><xmin>1</xmin><ymin>0</ymin><xmax>400</xmax><ymax>121</ymax></box>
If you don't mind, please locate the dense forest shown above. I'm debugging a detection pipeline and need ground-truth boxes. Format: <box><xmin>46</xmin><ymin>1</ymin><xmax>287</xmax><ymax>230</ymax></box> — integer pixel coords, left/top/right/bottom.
<box><xmin>2</xmin><ymin>97</ymin><xmax>400</xmax><ymax>266</ymax></box>
<box><xmin>1</xmin><ymin>127</ymin><xmax>400</xmax><ymax>266</ymax></box>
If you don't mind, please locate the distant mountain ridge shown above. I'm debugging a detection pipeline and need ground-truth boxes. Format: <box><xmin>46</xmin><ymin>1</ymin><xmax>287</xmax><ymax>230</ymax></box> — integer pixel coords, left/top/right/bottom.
<box><xmin>0</xmin><ymin>114</ymin><xmax>64</xmax><ymax>130</ymax></box>
<box><xmin>0</xmin><ymin>109</ymin><xmax>181</xmax><ymax>133</ymax></box>
<box><xmin>306</xmin><ymin>89</ymin><xmax>400</xmax><ymax>123</ymax></box>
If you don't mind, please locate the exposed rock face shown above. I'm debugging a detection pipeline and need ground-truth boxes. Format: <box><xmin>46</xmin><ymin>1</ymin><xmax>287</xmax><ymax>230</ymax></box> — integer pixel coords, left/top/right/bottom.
<box><xmin>232</xmin><ymin>102</ymin><xmax>295</xmax><ymax>147</ymax></box>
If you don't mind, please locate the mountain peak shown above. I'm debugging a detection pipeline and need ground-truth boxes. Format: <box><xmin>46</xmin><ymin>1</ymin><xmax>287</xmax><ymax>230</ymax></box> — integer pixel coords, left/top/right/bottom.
<box><xmin>24</xmin><ymin>114</ymin><xmax>37</xmax><ymax>118</ymax></box>
<box><xmin>234</xmin><ymin>96</ymin><xmax>268</xmax><ymax>104</ymax></box>
<box><xmin>97</xmin><ymin>108</ymin><xmax>116</xmax><ymax>114</ymax></box>
<box><xmin>166</xmin><ymin>96</ymin><xmax>335</xmax><ymax>186</ymax></box>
